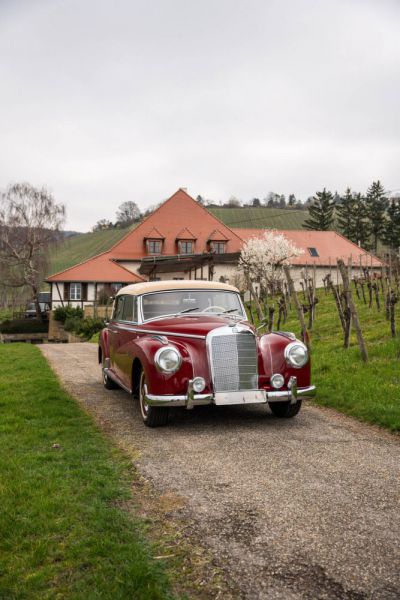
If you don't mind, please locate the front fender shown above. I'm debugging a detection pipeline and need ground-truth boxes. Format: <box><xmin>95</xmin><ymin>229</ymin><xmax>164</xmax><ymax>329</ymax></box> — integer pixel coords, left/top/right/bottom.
<box><xmin>131</xmin><ymin>335</ymin><xmax>195</xmax><ymax>396</ymax></box>
<box><xmin>258</xmin><ymin>332</ymin><xmax>311</xmax><ymax>388</ymax></box>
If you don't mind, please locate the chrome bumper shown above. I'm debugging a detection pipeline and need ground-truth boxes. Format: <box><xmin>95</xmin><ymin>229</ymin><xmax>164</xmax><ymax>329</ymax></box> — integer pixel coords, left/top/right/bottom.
<box><xmin>145</xmin><ymin>376</ymin><xmax>316</xmax><ymax>409</ymax></box>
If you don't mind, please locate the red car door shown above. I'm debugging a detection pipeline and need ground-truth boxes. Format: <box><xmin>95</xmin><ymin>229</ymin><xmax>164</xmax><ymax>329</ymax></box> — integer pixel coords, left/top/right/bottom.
<box><xmin>111</xmin><ymin>294</ymin><xmax>138</xmax><ymax>389</ymax></box>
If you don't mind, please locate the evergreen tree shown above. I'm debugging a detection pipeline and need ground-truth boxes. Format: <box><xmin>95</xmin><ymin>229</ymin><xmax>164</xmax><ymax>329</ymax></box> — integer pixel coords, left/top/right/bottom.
<box><xmin>383</xmin><ymin>199</ymin><xmax>400</xmax><ymax>251</ymax></box>
<box><xmin>304</xmin><ymin>188</ymin><xmax>335</xmax><ymax>230</ymax></box>
<box><xmin>350</xmin><ymin>193</ymin><xmax>371</xmax><ymax>249</ymax></box>
<box><xmin>288</xmin><ymin>194</ymin><xmax>296</xmax><ymax>207</ymax></box>
<box><xmin>365</xmin><ymin>180</ymin><xmax>388</xmax><ymax>252</ymax></box>
<box><xmin>336</xmin><ymin>188</ymin><xmax>355</xmax><ymax>240</ymax></box>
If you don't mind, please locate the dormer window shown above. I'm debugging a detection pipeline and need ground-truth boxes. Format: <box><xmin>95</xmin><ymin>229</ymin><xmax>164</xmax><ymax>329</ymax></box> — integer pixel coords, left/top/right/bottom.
<box><xmin>147</xmin><ymin>239</ymin><xmax>162</xmax><ymax>255</ymax></box>
<box><xmin>176</xmin><ymin>227</ymin><xmax>196</xmax><ymax>255</ymax></box>
<box><xmin>210</xmin><ymin>241</ymin><xmax>226</xmax><ymax>254</ymax></box>
<box><xmin>178</xmin><ymin>240</ymin><xmax>194</xmax><ymax>255</ymax></box>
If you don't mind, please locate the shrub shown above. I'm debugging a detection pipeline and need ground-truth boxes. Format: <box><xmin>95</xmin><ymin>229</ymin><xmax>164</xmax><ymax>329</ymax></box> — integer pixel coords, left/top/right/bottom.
<box><xmin>0</xmin><ymin>319</ymin><xmax>48</xmax><ymax>334</ymax></box>
<box><xmin>64</xmin><ymin>316</ymin><xmax>83</xmax><ymax>333</ymax></box>
<box><xmin>53</xmin><ymin>306</ymin><xmax>84</xmax><ymax>323</ymax></box>
<box><xmin>63</xmin><ymin>316</ymin><xmax>105</xmax><ymax>340</ymax></box>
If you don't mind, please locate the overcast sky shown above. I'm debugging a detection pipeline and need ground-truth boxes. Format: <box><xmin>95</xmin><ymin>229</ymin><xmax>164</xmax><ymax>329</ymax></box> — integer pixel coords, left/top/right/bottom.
<box><xmin>1</xmin><ymin>0</ymin><xmax>399</xmax><ymax>231</ymax></box>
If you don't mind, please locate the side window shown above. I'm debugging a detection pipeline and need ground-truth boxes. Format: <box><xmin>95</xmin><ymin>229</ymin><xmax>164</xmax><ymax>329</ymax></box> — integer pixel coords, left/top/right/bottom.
<box><xmin>113</xmin><ymin>296</ymin><xmax>125</xmax><ymax>321</ymax></box>
<box><xmin>122</xmin><ymin>295</ymin><xmax>134</xmax><ymax>321</ymax></box>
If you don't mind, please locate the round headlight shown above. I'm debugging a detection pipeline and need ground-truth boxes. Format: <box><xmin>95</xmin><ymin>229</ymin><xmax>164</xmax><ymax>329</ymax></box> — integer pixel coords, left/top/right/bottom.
<box><xmin>270</xmin><ymin>373</ymin><xmax>285</xmax><ymax>389</ymax></box>
<box><xmin>284</xmin><ymin>341</ymin><xmax>308</xmax><ymax>368</ymax></box>
<box><xmin>155</xmin><ymin>346</ymin><xmax>182</xmax><ymax>374</ymax></box>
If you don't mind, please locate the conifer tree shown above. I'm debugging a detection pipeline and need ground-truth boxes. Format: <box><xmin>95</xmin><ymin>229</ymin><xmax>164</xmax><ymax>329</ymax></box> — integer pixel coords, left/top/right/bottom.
<box><xmin>383</xmin><ymin>199</ymin><xmax>400</xmax><ymax>251</ymax></box>
<box><xmin>365</xmin><ymin>180</ymin><xmax>388</xmax><ymax>252</ymax></box>
<box><xmin>336</xmin><ymin>188</ymin><xmax>355</xmax><ymax>240</ymax></box>
<box><xmin>304</xmin><ymin>188</ymin><xmax>335</xmax><ymax>230</ymax></box>
<box><xmin>350</xmin><ymin>193</ymin><xmax>372</xmax><ymax>249</ymax></box>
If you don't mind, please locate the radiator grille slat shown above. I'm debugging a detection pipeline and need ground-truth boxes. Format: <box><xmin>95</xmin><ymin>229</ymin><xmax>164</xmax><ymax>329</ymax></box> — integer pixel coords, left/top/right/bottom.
<box><xmin>210</xmin><ymin>332</ymin><xmax>258</xmax><ymax>392</ymax></box>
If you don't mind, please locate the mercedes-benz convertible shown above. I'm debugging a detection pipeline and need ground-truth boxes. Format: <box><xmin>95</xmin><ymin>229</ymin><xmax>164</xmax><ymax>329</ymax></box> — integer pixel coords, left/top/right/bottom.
<box><xmin>98</xmin><ymin>280</ymin><xmax>315</xmax><ymax>427</ymax></box>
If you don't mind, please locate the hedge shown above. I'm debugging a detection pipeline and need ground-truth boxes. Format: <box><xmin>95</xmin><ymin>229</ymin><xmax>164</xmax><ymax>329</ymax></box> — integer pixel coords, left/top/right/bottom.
<box><xmin>0</xmin><ymin>319</ymin><xmax>48</xmax><ymax>334</ymax></box>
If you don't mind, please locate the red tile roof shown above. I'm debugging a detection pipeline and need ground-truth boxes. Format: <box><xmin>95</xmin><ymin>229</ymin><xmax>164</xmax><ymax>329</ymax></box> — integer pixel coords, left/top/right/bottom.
<box><xmin>47</xmin><ymin>251</ymin><xmax>145</xmax><ymax>283</ymax></box>
<box><xmin>234</xmin><ymin>229</ymin><xmax>383</xmax><ymax>267</ymax></box>
<box><xmin>110</xmin><ymin>188</ymin><xmax>244</xmax><ymax>260</ymax></box>
<box><xmin>208</xmin><ymin>228</ymin><xmax>229</xmax><ymax>241</ymax></box>
<box><xmin>46</xmin><ymin>189</ymin><xmax>383</xmax><ymax>283</ymax></box>
<box><xmin>144</xmin><ymin>226</ymin><xmax>165</xmax><ymax>239</ymax></box>
<box><xmin>176</xmin><ymin>226</ymin><xmax>197</xmax><ymax>240</ymax></box>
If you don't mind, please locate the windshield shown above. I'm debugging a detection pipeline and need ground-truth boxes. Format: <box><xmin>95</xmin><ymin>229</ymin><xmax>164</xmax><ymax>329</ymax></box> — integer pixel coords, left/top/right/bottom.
<box><xmin>141</xmin><ymin>290</ymin><xmax>245</xmax><ymax>321</ymax></box>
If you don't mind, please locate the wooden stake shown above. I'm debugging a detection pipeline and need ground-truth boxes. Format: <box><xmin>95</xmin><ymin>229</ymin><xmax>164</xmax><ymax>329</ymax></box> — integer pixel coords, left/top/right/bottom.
<box><xmin>283</xmin><ymin>265</ymin><xmax>309</xmax><ymax>347</ymax></box>
<box><xmin>337</xmin><ymin>259</ymin><xmax>368</xmax><ymax>362</ymax></box>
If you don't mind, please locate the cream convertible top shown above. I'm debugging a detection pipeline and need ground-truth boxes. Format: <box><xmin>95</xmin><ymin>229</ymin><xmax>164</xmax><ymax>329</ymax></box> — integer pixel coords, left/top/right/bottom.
<box><xmin>116</xmin><ymin>280</ymin><xmax>240</xmax><ymax>296</ymax></box>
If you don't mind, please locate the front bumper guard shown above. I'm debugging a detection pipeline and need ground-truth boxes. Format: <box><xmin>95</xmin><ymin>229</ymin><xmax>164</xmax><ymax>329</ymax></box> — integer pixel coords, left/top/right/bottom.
<box><xmin>145</xmin><ymin>376</ymin><xmax>316</xmax><ymax>409</ymax></box>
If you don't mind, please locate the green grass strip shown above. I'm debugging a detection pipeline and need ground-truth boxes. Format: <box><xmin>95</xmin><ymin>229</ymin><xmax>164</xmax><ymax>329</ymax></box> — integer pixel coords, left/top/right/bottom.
<box><xmin>0</xmin><ymin>344</ymin><xmax>176</xmax><ymax>600</ymax></box>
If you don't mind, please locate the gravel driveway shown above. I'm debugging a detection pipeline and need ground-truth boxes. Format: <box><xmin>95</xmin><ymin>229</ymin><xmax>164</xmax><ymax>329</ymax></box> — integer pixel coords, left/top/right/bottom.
<box><xmin>40</xmin><ymin>343</ymin><xmax>400</xmax><ymax>600</ymax></box>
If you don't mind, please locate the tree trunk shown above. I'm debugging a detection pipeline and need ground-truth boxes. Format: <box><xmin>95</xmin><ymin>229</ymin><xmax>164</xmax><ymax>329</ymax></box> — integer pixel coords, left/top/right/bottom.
<box><xmin>245</xmin><ymin>274</ymin><xmax>264</xmax><ymax>321</ymax></box>
<box><xmin>329</xmin><ymin>281</ymin><xmax>346</xmax><ymax>334</ymax></box>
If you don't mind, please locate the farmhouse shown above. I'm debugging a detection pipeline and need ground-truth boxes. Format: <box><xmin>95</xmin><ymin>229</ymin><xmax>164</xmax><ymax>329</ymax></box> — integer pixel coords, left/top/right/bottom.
<box><xmin>47</xmin><ymin>188</ymin><xmax>383</xmax><ymax>307</ymax></box>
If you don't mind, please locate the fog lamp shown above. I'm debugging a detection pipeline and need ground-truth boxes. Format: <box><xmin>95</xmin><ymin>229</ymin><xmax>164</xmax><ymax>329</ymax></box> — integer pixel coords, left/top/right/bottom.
<box><xmin>192</xmin><ymin>377</ymin><xmax>206</xmax><ymax>393</ymax></box>
<box><xmin>270</xmin><ymin>373</ymin><xmax>285</xmax><ymax>389</ymax></box>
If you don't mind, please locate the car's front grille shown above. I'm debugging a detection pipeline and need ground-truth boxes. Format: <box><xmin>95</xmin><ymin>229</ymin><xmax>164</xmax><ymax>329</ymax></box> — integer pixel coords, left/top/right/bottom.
<box><xmin>209</xmin><ymin>330</ymin><xmax>258</xmax><ymax>392</ymax></box>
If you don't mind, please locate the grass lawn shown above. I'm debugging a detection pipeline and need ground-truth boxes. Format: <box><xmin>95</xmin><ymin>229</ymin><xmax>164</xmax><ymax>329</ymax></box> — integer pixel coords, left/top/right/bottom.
<box><xmin>251</xmin><ymin>286</ymin><xmax>400</xmax><ymax>431</ymax></box>
<box><xmin>0</xmin><ymin>344</ymin><xmax>177</xmax><ymax>600</ymax></box>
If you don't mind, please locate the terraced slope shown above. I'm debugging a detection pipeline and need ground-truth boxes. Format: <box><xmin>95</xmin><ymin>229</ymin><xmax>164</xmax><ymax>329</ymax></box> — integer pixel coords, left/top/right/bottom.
<box><xmin>209</xmin><ymin>207</ymin><xmax>307</xmax><ymax>229</ymax></box>
<box><xmin>49</xmin><ymin>228</ymin><xmax>133</xmax><ymax>275</ymax></box>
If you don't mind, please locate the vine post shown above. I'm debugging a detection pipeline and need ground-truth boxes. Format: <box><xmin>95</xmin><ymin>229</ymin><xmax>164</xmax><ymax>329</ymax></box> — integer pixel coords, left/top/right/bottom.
<box><xmin>283</xmin><ymin>265</ymin><xmax>309</xmax><ymax>348</ymax></box>
<box><xmin>337</xmin><ymin>259</ymin><xmax>368</xmax><ymax>362</ymax></box>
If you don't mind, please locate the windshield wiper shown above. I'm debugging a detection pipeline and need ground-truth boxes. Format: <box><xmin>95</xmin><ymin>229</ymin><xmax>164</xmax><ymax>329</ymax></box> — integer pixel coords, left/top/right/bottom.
<box><xmin>221</xmin><ymin>308</ymin><xmax>240</xmax><ymax>314</ymax></box>
<box><xmin>176</xmin><ymin>306</ymin><xmax>199</xmax><ymax>315</ymax></box>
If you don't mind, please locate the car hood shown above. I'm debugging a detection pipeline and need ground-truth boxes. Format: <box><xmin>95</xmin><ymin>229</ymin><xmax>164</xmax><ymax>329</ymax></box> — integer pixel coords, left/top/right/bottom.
<box><xmin>141</xmin><ymin>315</ymin><xmax>254</xmax><ymax>337</ymax></box>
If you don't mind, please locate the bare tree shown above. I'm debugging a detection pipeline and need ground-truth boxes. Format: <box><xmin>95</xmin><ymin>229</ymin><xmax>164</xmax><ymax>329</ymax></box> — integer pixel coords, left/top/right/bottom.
<box><xmin>0</xmin><ymin>183</ymin><xmax>65</xmax><ymax>318</ymax></box>
<box><xmin>115</xmin><ymin>201</ymin><xmax>141</xmax><ymax>226</ymax></box>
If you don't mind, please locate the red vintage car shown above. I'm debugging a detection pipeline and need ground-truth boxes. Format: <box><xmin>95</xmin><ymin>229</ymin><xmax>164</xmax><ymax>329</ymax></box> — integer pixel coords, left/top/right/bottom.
<box><xmin>99</xmin><ymin>281</ymin><xmax>315</xmax><ymax>427</ymax></box>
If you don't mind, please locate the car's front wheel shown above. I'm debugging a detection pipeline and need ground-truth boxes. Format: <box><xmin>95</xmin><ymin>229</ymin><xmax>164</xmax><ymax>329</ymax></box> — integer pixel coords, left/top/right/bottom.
<box><xmin>269</xmin><ymin>400</ymin><xmax>302</xmax><ymax>418</ymax></box>
<box><xmin>139</xmin><ymin>369</ymin><xmax>169</xmax><ymax>427</ymax></box>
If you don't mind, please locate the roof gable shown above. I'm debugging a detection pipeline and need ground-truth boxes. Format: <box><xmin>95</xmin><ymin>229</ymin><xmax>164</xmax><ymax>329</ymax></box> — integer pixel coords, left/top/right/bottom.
<box><xmin>176</xmin><ymin>226</ymin><xmax>196</xmax><ymax>240</ymax></box>
<box><xmin>46</xmin><ymin>251</ymin><xmax>145</xmax><ymax>283</ymax></box>
<box><xmin>207</xmin><ymin>228</ymin><xmax>229</xmax><ymax>241</ymax></box>
<box><xmin>110</xmin><ymin>188</ymin><xmax>244</xmax><ymax>259</ymax></box>
<box><xmin>144</xmin><ymin>226</ymin><xmax>165</xmax><ymax>239</ymax></box>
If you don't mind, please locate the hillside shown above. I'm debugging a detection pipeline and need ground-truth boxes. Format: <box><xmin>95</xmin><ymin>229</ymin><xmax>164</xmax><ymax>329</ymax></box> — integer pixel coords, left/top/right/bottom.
<box><xmin>209</xmin><ymin>206</ymin><xmax>306</xmax><ymax>229</ymax></box>
<box><xmin>49</xmin><ymin>207</ymin><xmax>306</xmax><ymax>275</ymax></box>
<box><xmin>49</xmin><ymin>227</ymin><xmax>133</xmax><ymax>275</ymax></box>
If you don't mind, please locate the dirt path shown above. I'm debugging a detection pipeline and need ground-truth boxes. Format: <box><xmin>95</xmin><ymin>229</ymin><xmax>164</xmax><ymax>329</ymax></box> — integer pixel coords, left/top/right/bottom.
<box><xmin>40</xmin><ymin>343</ymin><xmax>400</xmax><ymax>600</ymax></box>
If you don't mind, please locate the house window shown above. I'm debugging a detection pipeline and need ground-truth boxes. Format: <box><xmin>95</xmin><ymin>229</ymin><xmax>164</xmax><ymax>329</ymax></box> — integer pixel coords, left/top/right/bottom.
<box><xmin>70</xmin><ymin>283</ymin><xmax>82</xmax><ymax>300</ymax></box>
<box><xmin>179</xmin><ymin>241</ymin><xmax>194</xmax><ymax>254</ymax></box>
<box><xmin>147</xmin><ymin>240</ymin><xmax>162</xmax><ymax>255</ymax></box>
<box><xmin>308</xmin><ymin>247</ymin><xmax>319</xmax><ymax>257</ymax></box>
<box><xmin>213</xmin><ymin>242</ymin><xmax>226</xmax><ymax>254</ymax></box>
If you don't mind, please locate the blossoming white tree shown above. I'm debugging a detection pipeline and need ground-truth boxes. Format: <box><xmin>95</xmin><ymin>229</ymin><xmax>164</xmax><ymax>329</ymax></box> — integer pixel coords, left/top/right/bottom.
<box><xmin>239</xmin><ymin>231</ymin><xmax>303</xmax><ymax>295</ymax></box>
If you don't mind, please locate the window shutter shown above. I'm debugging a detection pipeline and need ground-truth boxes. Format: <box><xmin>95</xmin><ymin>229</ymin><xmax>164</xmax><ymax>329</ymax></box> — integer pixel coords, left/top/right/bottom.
<box><xmin>82</xmin><ymin>283</ymin><xmax>88</xmax><ymax>301</ymax></box>
<box><xmin>64</xmin><ymin>283</ymin><xmax>70</xmax><ymax>301</ymax></box>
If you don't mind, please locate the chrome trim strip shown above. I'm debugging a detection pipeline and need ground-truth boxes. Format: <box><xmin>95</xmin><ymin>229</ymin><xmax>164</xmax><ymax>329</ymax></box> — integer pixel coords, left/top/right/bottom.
<box><xmin>113</xmin><ymin>324</ymin><xmax>206</xmax><ymax>340</ymax></box>
<box><xmin>103</xmin><ymin>368</ymin><xmax>132</xmax><ymax>394</ymax></box>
